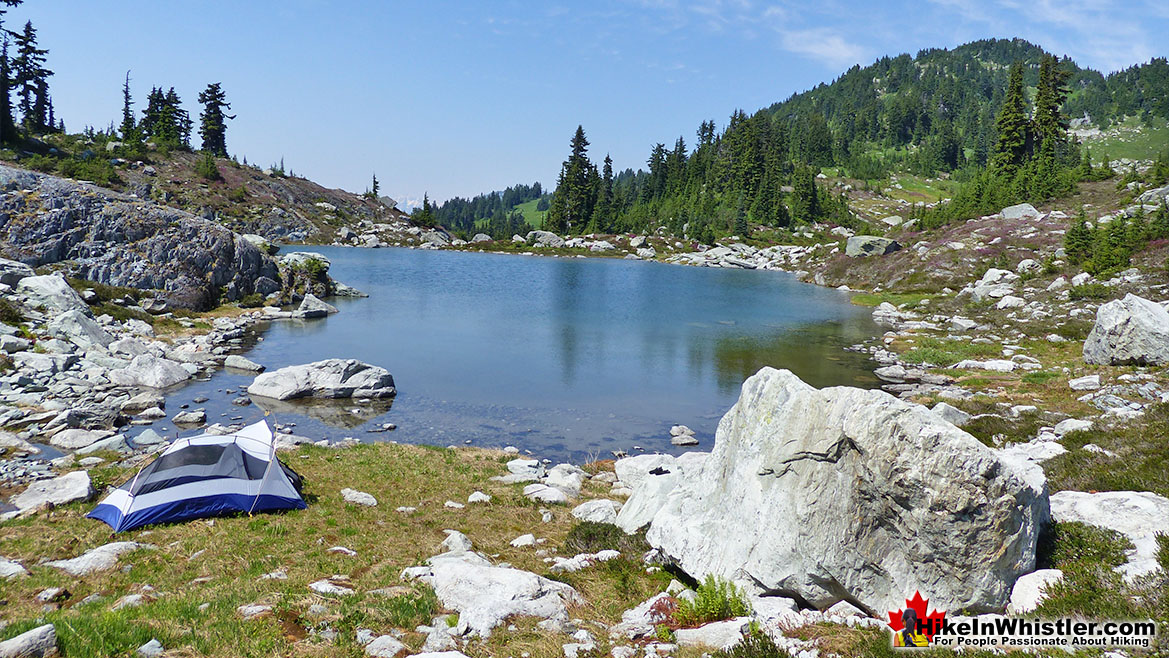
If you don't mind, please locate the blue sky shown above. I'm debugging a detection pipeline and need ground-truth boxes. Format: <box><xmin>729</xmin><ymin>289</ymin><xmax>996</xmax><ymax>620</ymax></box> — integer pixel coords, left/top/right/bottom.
<box><xmin>20</xmin><ymin>1</ymin><xmax>1169</xmax><ymax>208</ymax></box>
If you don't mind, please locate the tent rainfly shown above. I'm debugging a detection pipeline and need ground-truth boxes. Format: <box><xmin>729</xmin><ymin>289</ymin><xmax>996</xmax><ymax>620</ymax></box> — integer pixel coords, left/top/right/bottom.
<box><xmin>88</xmin><ymin>420</ymin><xmax>306</xmax><ymax>532</ymax></box>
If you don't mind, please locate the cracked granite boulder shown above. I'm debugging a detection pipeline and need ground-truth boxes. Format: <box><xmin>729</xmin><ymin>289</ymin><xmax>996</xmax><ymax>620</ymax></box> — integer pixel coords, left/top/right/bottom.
<box><xmin>639</xmin><ymin>367</ymin><xmax>1049</xmax><ymax>616</ymax></box>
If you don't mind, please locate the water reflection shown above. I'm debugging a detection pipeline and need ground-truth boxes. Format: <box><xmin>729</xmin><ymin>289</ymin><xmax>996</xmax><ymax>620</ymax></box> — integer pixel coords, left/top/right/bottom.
<box><xmin>142</xmin><ymin>248</ymin><xmax>878</xmax><ymax>462</ymax></box>
<box><xmin>251</xmin><ymin>395</ymin><xmax>394</xmax><ymax>428</ymax></box>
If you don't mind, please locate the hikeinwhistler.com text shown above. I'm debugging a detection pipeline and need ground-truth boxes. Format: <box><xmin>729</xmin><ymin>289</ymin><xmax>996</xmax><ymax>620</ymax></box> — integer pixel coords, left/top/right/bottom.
<box><xmin>921</xmin><ymin>617</ymin><xmax>1157</xmax><ymax>649</ymax></box>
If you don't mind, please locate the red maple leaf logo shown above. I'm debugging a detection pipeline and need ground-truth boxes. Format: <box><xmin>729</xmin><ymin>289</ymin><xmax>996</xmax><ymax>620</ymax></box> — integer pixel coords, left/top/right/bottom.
<box><xmin>887</xmin><ymin>591</ymin><xmax>947</xmax><ymax>641</ymax></box>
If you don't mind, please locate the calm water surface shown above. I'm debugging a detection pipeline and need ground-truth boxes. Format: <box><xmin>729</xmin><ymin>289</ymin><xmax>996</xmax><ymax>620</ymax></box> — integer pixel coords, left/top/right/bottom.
<box><xmin>148</xmin><ymin>248</ymin><xmax>879</xmax><ymax>462</ymax></box>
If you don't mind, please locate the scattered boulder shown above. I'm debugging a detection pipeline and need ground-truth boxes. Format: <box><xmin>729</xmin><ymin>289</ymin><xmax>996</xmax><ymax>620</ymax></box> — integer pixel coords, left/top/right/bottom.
<box><xmin>525</xmin><ymin>230</ymin><xmax>565</xmax><ymax>248</ymax></box>
<box><xmin>637</xmin><ymin>367</ymin><xmax>1048</xmax><ymax>615</ymax></box>
<box><xmin>404</xmin><ymin>545</ymin><xmax>583</xmax><ymax>637</ymax></box>
<box><xmin>365</xmin><ymin>635</ymin><xmax>408</xmax><ymax>657</ymax></box>
<box><xmin>471</xmin><ymin>233</ymin><xmax>492</xmax><ymax>243</ymax></box>
<box><xmin>1001</xmin><ymin>203</ymin><xmax>1039</xmax><ymax>220</ymax></box>
<box><xmin>136</xmin><ymin>639</ymin><xmax>165</xmax><ymax>658</ymax></box>
<box><xmin>172</xmin><ymin>410</ymin><xmax>206</xmax><ymax>425</ymax></box>
<box><xmin>0</xmin><ymin>556</ymin><xmax>28</xmax><ymax>579</ymax></box>
<box><xmin>46</xmin><ymin>309</ymin><xmax>113</xmax><ymax>349</ymax></box>
<box><xmin>0</xmin><ymin>624</ymin><xmax>57</xmax><ymax>658</ymax></box>
<box><xmin>48</xmin><ymin>428</ymin><xmax>104</xmax><ymax>450</ymax></box>
<box><xmin>1007</xmin><ymin>569</ymin><xmax>1063</xmax><ymax>615</ymax></box>
<box><xmin>294</xmin><ymin>293</ymin><xmax>339</xmax><ymax>319</ymax></box>
<box><xmin>44</xmin><ymin>541</ymin><xmax>156</xmax><ymax>576</ymax></box>
<box><xmin>247</xmin><ymin>359</ymin><xmax>396</xmax><ymax>400</ymax></box>
<box><xmin>0</xmin><ymin>257</ymin><xmax>33</xmax><ymax>286</ymax></box>
<box><xmin>674</xmin><ymin>617</ymin><xmax>752</xmax><ymax>649</ymax></box>
<box><xmin>931</xmin><ymin>402</ymin><xmax>971</xmax><ymax>427</ymax></box>
<box><xmin>1068</xmin><ymin>374</ymin><xmax>1101</xmax><ymax>391</ymax></box>
<box><xmin>845</xmin><ymin>236</ymin><xmax>901</xmax><ymax>257</ymax></box>
<box><xmin>107</xmin><ymin>354</ymin><xmax>192</xmax><ymax>389</ymax></box>
<box><xmin>970</xmin><ymin>268</ymin><xmax>1019</xmax><ymax>302</ymax></box>
<box><xmin>669</xmin><ymin>424</ymin><xmax>698</xmax><ymax>446</ymax></box>
<box><xmin>341</xmin><ymin>488</ymin><xmax>378</xmax><ymax>507</ymax></box>
<box><xmin>10</xmin><ymin>471</ymin><xmax>93</xmax><ymax>514</ymax></box>
<box><xmin>1082</xmin><ymin>294</ymin><xmax>1169</xmax><ymax>366</ymax></box>
<box><xmin>571</xmin><ymin>499</ymin><xmax>620</xmax><ymax>524</ymax></box>
<box><xmin>16</xmin><ymin>274</ymin><xmax>90</xmax><ymax>315</ymax></box>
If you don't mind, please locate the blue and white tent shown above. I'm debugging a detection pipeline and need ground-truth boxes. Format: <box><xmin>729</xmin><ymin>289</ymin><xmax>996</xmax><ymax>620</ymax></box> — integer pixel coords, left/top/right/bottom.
<box><xmin>88</xmin><ymin>420</ymin><xmax>306</xmax><ymax>532</ymax></box>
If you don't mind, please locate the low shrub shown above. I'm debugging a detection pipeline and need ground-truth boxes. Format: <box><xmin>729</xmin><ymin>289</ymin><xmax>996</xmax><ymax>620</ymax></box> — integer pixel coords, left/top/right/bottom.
<box><xmin>0</xmin><ymin>298</ymin><xmax>26</xmax><ymax>325</ymax></box>
<box><xmin>1068</xmin><ymin>282</ymin><xmax>1111</xmax><ymax>300</ymax></box>
<box><xmin>674</xmin><ymin>575</ymin><xmax>751</xmax><ymax>627</ymax></box>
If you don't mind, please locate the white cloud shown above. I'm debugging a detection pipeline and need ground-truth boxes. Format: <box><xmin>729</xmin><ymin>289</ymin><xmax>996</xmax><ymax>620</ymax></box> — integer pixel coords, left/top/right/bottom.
<box><xmin>777</xmin><ymin>27</ymin><xmax>867</xmax><ymax>69</ymax></box>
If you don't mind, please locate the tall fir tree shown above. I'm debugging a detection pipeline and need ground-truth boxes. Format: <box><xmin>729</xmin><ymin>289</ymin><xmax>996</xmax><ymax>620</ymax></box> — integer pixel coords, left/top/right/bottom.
<box><xmin>119</xmin><ymin>70</ymin><xmax>138</xmax><ymax>142</ymax></box>
<box><xmin>197</xmin><ymin>82</ymin><xmax>233</xmax><ymax>156</ymax></box>
<box><xmin>10</xmin><ymin>21</ymin><xmax>49</xmax><ymax>130</ymax></box>
<box><xmin>0</xmin><ymin>38</ymin><xmax>12</xmax><ymax>143</ymax></box>
<box><xmin>545</xmin><ymin>126</ymin><xmax>596</xmax><ymax>234</ymax></box>
<box><xmin>589</xmin><ymin>154</ymin><xmax>614</xmax><ymax>233</ymax></box>
<box><xmin>1032</xmin><ymin>54</ymin><xmax>1071</xmax><ymax>149</ymax></box>
<box><xmin>991</xmin><ymin>61</ymin><xmax>1029</xmax><ymax>176</ymax></box>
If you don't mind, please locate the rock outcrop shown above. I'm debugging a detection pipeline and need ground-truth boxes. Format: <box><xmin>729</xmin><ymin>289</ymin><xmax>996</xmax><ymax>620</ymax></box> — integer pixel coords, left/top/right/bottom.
<box><xmin>247</xmin><ymin>359</ymin><xmax>396</xmax><ymax>400</ymax></box>
<box><xmin>845</xmin><ymin>236</ymin><xmax>901</xmax><ymax>257</ymax></box>
<box><xmin>634</xmin><ymin>368</ymin><xmax>1049</xmax><ymax>615</ymax></box>
<box><xmin>1082</xmin><ymin>293</ymin><xmax>1169</xmax><ymax>366</ymax></box>
<box><xmin>0</xmin><ymin>164</ymin><xmax>281</xmax><ymax>309</ymax></box>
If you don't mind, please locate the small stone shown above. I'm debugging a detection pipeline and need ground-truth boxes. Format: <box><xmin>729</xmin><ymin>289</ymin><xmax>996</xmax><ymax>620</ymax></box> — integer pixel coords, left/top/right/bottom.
<box><xmin>136</xmin><ymin>638</ymin><xmax>165</xmax><ymax>657</ymax></box>
<box><xmin>341</xmin><ymin>488</ymin><xmax>378</xmax><ymax>507</ymax></box>
<box><xmin>467</xmin><ymin>491</ymin><xmax>491</xmax><ymax>504</ymax></box>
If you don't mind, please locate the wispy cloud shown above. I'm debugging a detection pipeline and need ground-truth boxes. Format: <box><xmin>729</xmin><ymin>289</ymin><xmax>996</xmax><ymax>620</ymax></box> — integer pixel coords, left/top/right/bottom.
<box><xmin>775</xmin><ymin>27</ymin><xmax>868</xmax><ymax>69</ymax></box>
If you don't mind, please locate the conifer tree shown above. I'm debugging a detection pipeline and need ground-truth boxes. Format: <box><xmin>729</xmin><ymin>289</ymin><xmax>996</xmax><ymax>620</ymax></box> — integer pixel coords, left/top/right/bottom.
<box><xmin>10</xmin><ymin>21</ymin><xmax>49</xmax><ymax>130</ymax></box>
<box><xmin>790</xmin><ymin>165</ymin><xmax>819</xmax><ymax>223</ymax></box>
<box><xmin>991</xmin><ymin>61</ymin><xmax>1029</xmax><ymax>176</ymax></box>
<box><xmin>1032</xmin><ymin>54</ymin><xmax>1070</xmax><ymax>149</ymax></box>
<box><xmin>545</xmin><ymin>126</ymin><xmax>596</xmax><ymax>234</ymax></box>
<box><xmin>0</xmin><ymin>38</ymin><xmax>13</xmax><ymax>143</ymax></box>
<box><xmin>371</xmin><ymin>173</ymin><xmax>380</xmax><ymax>198</ymax></box>
<box><xmin>119</xmin><ymin>71</ymin><xmax>138</xmax><ymax>142</ymax></box>
<box><xmin>197</xmin><ymin>82</ymin><xmax>233</xmax><ymax>156</ymax></box>
<box><xmin>590</xmin><ymin>154</ymin><xmax>613</xmax><ymax>233</ymax></box>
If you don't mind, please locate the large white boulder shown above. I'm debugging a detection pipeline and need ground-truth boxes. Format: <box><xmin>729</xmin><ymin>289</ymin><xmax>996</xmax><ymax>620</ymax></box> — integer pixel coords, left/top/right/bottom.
<box><xmin>108</xmin><ymin>354</ymin><xmax>192</xmax><ymax>389</ymax></box>
<box><xmin>9</xmin><ymin>471</ymin><xmax>93</xmax><ymax>514</ymax></box>
<box><xmin>970</xmin><ymin>268</ymin><xmax>1019</xmax><ymax>302</ymax></box>
<box><xmin>247</xmin><ymin>358</ymin><xmax>395</xmax><ymax>400</ymax></box>
<box><xmin>15</xmin><ymin>274</ymin><xmax>89</xmax><ymax>315</ymax></box>
<box><xmin>845</xmin><ymin>236</ymin><xmax>900</xmax><ymax>257</ymax></box>
<box><xmin>1082</xmin><ymin>294</ymin><xmax>1169</xmax><ymax>366</ymax></box>
<box><xmin>1049</xmin><ymin>490</ymin><xmax>1169</xmax><ymax>580</ymax></box>
<box><xmin>293</xmin><ymin>293</ymin><xmax>338</xmax><ymax>319</ymax></box>
<box><xmin>614</xmin><ymin>452</ymin><xmax>707</xmax><ymax>533</ymax></box>
<box><xmin>638</xmin><ymin>368</ymin><xmax>1049</xmax><ymax>615</ymax></box>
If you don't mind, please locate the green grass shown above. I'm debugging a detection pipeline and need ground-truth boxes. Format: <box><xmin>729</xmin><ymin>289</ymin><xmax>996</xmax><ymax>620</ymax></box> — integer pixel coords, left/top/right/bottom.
<box><xmin>848</xmin><ymin>291</ymin><xmax>935</xmax><ymax>308</ymax></box>
<box><xmin>514</xmin><ymin>198</ymin><xmax>547</xmax><ymax>228</ymax></box>
<box><xmin>1044</xmin><ymin>402</ymin><xmax>1169</xmax><ymax>497</ymax></box>
<box><xmin>1081</xmin><ymin>116</ymin><xmax>1169</xmax><ymax>162</ymax></box>
<box><xmin>899</xmin><ymin>336</ymin><xmax>1000</xmax><ymax>367</ymax></box>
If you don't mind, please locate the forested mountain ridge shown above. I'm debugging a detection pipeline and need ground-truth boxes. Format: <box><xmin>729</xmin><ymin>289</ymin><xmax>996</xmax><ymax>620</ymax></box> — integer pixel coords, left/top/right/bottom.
<box><xmin>510</xmin><ymin>37</ymin><xmax>1169</xmax><ymax>242</ymax></box>
<box><xmin>765</xmin><ymin>38</ymin><xmax>1168</xmax><ymax>165</ymax></box>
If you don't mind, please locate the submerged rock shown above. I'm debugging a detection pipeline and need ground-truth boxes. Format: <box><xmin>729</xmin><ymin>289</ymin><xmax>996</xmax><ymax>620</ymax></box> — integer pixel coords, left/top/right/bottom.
<box><xmin>247</xmin><ymin>359</ymin><xmax>395</xmax><ymax>400</ymax></box>
<box><xmin>634</xmin><ymin>367</ymin><xmax>1048</xmax><ymax>615</ymax></box>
